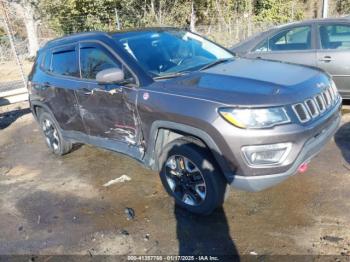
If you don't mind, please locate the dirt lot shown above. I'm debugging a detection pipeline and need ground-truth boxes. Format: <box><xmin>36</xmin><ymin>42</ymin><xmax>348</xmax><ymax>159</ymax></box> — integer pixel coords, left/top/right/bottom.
<box><xmin>1</xmin><ymin>102</ymin><xmax>350</xmax><ymax>259</ymax></box>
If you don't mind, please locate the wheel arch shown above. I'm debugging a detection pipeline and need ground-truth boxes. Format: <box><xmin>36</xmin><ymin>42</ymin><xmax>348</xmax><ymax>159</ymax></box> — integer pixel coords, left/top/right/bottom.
<box><xmin>144</xmin><ymin>120</ymin><xmax>235</xmax><ymax>183</ymax></box>
<box><xmin>30</xmin><ymin>101</ymin><xmax>54</xmax><ymax>121</ymax></box>
<box><xmin>30</xmin><ymin>101</ymin><xmax>64</xmax><ymax>135</ymax></box>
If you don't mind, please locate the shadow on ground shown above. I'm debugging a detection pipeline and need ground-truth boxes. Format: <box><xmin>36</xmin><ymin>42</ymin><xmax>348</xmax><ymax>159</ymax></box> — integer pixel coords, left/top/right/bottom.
<box><xmin>0</xmin><ymin>107</ymin><xmax>31</xmax><ymax>129</ymax></box>
<box><xmin>175</xmin><ymin>206</ymin><xmax>239</xmax><ymax>259</ymax></box>
<box><xmin>335</xmin><ymin>122</ymin><xmax>350</xmax><ymax>164</ymax></box>
<box><xmin>162</xmin><ymin>142</ymin><xmax>239</xmax><ymax>258</ymax></box>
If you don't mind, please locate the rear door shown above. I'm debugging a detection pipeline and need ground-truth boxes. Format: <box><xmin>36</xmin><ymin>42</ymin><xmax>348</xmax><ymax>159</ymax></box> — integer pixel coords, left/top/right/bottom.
<box><xmin>40</xmin><ymin>44</ymin><xmax>85</xmax><ymax>132</ymax></box>
<box><xmin>316</xmin><ymin>22</ymin><xmax>350</xmax><ymax>98</ymax></box>
<box><xmin>75</xmin><ymin>41</ymin><xmax>141</xmax><ymax>145</ymax></box>
<box><xmin>247</xmin><ymin>25</ymin><xmax>317</xmax><ymax>67</ymax></box>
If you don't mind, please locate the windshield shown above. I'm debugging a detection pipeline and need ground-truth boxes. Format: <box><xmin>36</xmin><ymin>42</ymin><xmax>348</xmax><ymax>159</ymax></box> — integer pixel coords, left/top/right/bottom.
<box><xmin>113</xmin><ymin>29</ymin><xmax>233</xmax><ymax>77</ymax></box>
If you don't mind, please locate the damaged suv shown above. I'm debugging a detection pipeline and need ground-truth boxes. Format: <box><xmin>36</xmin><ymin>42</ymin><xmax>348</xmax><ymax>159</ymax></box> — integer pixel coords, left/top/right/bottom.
<box><xmin>28</xmin><ymin>28</ymin><xmax>341</xmax><ymax>214</ymax></box>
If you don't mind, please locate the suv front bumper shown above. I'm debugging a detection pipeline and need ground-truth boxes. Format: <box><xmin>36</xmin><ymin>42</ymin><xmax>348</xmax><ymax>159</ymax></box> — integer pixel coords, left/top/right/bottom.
<box><xmin>230</xmin><ymin>109</ymin><xmax>341</xmax><ymax>192</ymax></box>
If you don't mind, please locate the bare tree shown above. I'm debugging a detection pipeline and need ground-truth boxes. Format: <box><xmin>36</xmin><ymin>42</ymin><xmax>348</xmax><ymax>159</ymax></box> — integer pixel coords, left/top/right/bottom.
<box><xmin>189</xmin><ymin>1</ymin><xmax>196</xmax><ymax>32</ymax></box>
<box><xmin>10</xmin><ymin>0</ymin><xmax>39</xmax><ymax>57</ymax></box>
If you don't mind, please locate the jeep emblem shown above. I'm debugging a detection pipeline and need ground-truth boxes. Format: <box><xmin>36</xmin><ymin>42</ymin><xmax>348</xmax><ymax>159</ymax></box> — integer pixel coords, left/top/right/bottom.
<box><xmin>316</xmin><ymin>82</ymin><xmax>326</xmax><ymax>89</ymax></box>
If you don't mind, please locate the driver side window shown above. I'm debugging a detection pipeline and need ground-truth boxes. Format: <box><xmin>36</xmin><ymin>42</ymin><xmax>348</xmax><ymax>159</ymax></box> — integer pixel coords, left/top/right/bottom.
<box><xmin>80</xmin><ymin>44</ymin><xmax>134</xmax><ymax>83</ymax></box>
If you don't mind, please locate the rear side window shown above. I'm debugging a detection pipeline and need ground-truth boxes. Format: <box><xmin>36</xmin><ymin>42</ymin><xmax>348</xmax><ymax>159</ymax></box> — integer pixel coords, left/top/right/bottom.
<box><xmin>51</xmin><ymin>48</ymin><xmax>79</xmax><ymax>77</ymax></box>
<box><xmin>319</xmin><ymin>24</ymin><xmax>350</xmax><ymax>49</ymax></box>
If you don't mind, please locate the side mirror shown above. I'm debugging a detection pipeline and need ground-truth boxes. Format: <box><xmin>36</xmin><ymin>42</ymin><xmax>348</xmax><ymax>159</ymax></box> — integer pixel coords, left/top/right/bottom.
<box><xmin>96</xmin><ymin>67</ymin><xmax>124</xmax><ymax>84</ymax></box>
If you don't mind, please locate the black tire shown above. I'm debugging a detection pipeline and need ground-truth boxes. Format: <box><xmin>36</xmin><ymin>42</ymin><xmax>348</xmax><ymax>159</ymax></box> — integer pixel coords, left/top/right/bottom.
<box><xmin>38</xmin><ymin>111</ymin><xmax>72</xmax><ymax>155</ymax></box>
<box><xmin>159</xmin><ymin>139</ymin><xmax>227</xmax><ymax>215</ymax></box>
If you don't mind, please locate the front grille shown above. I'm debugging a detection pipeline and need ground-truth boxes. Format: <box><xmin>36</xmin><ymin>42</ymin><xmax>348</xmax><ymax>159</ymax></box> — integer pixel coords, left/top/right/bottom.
<box><xmin>292</xmin><ymin>85</ymin><xmax>339</xmax><ymax>123</ymax></box>
<box><xmin>305</xmin><ymin>99</ymin><xmax>318</xmax><ymax>117</ymax></box>
<box><xmin>329</xmin><ymin>86</ymin><xmax>336</xmax><ymax>101</ymax></box>
<box><xmin>292</xmin><ymin>103</ymin><xmax>310</xmax><ymax>123</ymax></box>
<box><xmin>322</xmin><ymin>91</ymin><xmax>330</xmax><ymax>108</ymax></box>
<box><xmin>315</xmin><ymin>94</ymin><xmax>325</xmax><ymax>112</ymax></box>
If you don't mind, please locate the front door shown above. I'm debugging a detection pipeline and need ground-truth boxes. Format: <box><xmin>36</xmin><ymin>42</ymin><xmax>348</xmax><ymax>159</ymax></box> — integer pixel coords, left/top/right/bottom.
<box><xmin>75</xmin><ymin>42</ymin><xmax>141</xmax><ymax>146</ymax></box>
<box><xmin>316</xmin><ymin>23</ymin><xmax>350</xmax><ymax>98</ymax></box>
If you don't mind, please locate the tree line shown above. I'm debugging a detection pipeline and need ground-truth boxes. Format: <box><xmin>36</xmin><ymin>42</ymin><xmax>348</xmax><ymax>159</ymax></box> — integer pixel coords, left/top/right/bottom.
<box><xmin>1</xmin><ymin>0</ymin><xmax>350</xmax><ymax>57</ymax></box>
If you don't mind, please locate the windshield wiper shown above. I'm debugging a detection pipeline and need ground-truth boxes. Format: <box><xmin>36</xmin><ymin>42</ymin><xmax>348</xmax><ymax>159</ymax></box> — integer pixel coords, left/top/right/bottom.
<box><xmin>153</xmin><ymin>72</ymin><xmax>187</xmax><ymax>80</ymax></box>
<box><xmin>199</xmin><ymin>58</ymin><xmax>233</xmax><ymax>71</ymax></box>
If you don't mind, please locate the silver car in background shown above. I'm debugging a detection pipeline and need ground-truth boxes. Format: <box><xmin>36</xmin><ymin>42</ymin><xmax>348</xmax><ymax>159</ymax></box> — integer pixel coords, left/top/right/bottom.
<box><xmin>231</xmin><ymin>17</ymin><xmax>350</xmax><ymax>99</ymax></box>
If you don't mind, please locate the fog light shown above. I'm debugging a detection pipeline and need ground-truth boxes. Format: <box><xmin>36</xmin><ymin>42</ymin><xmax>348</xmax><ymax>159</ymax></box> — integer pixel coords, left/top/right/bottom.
<box><xmin>242</xmin><ymin>143</ymin><xmax>292</xmax><ymax>166</ymax></box>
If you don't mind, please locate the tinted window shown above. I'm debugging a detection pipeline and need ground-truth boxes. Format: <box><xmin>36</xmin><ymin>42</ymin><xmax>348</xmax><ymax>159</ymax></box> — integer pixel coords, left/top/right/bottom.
<box><xmin>80</xmin><ymin>46</ymin><xmax>122</xmax><ymax>79</ymax></box>
<box><xmin>254</xmin><ymin>39</ymin><xmax>269</xmax><ymax>52</ymax></box>
<box><xmin>319</xmin><ymin>24</ymin><xmax>350</xmax><ymax>49</ymax></box>
<box><xmin>268</xmin><ymin>26</ymin><xmax>311</xmax><ymax>51</ymax></box>
<box><xmin>42</xmin><ymin>51</ymin><xmax>52</xmax><ymax>71</ymax></box>
<box><xmin>51</xmin><ymin>49</ymin><xmax>79</xmax><ymax>77</ymax></box>
<box><xmin>80</xmin><ymin>45</ymin><xmax>135</xmax><ymax>84</ymax></box>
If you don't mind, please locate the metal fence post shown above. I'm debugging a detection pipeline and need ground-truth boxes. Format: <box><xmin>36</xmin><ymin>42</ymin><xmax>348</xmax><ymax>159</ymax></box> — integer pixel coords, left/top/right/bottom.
<box><xmin>322</xmin><ymin>0</ymin><xmax>328</xmax><ymax>18</ymax></box>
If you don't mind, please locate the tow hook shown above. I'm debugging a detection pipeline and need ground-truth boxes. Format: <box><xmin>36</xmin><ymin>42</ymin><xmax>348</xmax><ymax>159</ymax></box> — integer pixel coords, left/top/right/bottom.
<box><xmin>298</xmin><ymin>162</ymin><xmax>309</xmax><ymax>174</ymax></box>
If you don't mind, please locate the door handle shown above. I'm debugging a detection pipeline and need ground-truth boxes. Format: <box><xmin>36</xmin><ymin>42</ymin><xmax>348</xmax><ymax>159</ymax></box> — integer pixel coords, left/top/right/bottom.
<box><xmin>106</xmin><ymin>87</ymin><xmax>122</xmax><ymax>95</ymax></box>
<box><xmin>80</xmin><ymin>87</ymin><xmax>93</xmax><ymax>95</ymax></box>
<box><xmin>95</xmin><ymin>86</ymin><xmax>122</xmax><ymax>95</ymax></box>
<box><xmin>319</xmin><ymin>56</ymin><xmax>334</xmax><ymax>62</ymax></box>
<box><xmin>42</xmin><ymin>82</ymin><xmax>51</xmax><ymax>89</ymax></box>
<box><xmin>80</xmin><ymin>87</ymin><xmax>122</xmax><ymax>95</ymax></box>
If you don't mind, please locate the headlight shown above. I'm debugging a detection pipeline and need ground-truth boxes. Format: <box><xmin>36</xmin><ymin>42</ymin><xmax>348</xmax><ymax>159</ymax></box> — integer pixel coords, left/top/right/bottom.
<box><xmin>218</xmin><ymin>107</ymin><xmax>290</xmax><ymax>129</ymax></box>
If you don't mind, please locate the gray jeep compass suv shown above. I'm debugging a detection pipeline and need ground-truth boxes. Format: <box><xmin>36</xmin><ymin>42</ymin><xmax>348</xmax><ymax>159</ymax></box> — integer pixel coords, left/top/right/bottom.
<box><xmin>28</xmin><ymin>28</ymin><xmax>342</xmax><ymax>214</ymax></box>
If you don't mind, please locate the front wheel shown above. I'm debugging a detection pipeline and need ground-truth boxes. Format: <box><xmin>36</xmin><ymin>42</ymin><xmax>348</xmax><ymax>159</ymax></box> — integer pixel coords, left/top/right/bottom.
<box><xmin>159</xmin><ymin>139</ymin><xmax>227</xmax><ymax>215</ymax></box>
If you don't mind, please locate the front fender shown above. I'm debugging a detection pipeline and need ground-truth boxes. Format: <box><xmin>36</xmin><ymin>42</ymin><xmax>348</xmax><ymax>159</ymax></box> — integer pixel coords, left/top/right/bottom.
<box><xmin>143</xmin><ymin>120</ymin><xmax>235</xmax><ymax>183</ymax></box>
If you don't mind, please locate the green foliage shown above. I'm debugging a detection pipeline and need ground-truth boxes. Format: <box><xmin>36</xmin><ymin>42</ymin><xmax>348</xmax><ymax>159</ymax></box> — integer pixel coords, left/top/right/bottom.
<box><xmin>336</xmin><ymin>0</ymin><xmax>350</xmax><ymax>14</ymax></box>
<box><xmin>254</xmin><ymin>0</ymin><xmax>304</xmax><ymax>23</ymax></box>
<box><xmin>37</xmin><ymin>0</ymin><xmax>306</xmax><ymax>35</ymax></box>
<box><xmin>0</xmin><ymin>28</ymin><xmax>7</xmax><ymax>44</ymax></box>
<box><xmin>39</xmin><ymin>0</ymin><xmax>119</xmax><ymax>34</ymax></box>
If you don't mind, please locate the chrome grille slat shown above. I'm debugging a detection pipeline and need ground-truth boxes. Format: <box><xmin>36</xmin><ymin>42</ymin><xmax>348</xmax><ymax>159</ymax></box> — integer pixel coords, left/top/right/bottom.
<box><xmin>315</xmin><ymin>94</ymin><xmax>326</xmax><ymax>112</ymax></box>
<box><xmin>323</xmin><ymin>91</ymin><xmax>331</xmax><ymax>108</ymax></box>
<box><xmin>292</xmin><ymin>103</ymin><xmax>310</xmax><ymax>123</ymax></box>
<box><xmin>331</xmin><ymin>84</ymin><xmax>338</xmax><ymax>102</ymax></box>
<box><xmin>328</xmin><ymin>88</ymin><xmax>335</xmax><ymax>102</ymax></box>
<box><xmin>305</xmin><ymin>99</ymin><xmax>319</xmax><ymax>117</ymax></box>
<box><xmin>293</xmin><ymin>86</ymin><xmax>336</xmax><ymax>123</ymax></box>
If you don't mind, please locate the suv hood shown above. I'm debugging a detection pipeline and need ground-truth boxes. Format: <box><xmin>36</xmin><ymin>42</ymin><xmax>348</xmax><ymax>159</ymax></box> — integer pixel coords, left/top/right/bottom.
<box><xmin>162</xmin><ymin>58</ymin><xmax>330</xmax><ymax>107</ymax></box>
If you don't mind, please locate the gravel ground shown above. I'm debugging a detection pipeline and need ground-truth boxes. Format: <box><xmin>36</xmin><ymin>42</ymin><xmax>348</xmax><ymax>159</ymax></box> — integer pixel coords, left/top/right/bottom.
<box><xmin>0</xmin><ymin>102</ymin><xmax>350</xmax><ymax>260</ymax></box>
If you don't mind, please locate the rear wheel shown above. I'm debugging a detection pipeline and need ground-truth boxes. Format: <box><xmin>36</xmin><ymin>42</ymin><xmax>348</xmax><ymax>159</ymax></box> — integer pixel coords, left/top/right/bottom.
<box><xmin>159</xmin><ymin>139</ymin><xmax>227</xmax><ymax>215</ymax></box>
<box><xmin>38</xmin><ymin>111</ymin><xmax>72</xmax><ymax>155</ymax></box>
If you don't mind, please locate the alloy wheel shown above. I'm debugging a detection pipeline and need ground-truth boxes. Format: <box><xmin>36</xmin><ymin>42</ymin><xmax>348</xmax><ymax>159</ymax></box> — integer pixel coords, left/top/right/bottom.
<box><xmin>164</xmin><ymin>155</ymin><xmax>206</xmax><ymax>206</ymax></box>
<box><xmin>42</xmin><ymin>118</ymin><xmax>60</xmax><ymax>151</ymax></box>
